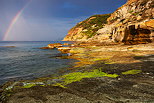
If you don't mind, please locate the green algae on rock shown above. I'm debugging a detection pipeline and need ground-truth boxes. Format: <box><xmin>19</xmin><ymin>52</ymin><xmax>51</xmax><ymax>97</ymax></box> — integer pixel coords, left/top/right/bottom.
<box><xmin>22</xmin><ymin>82</ymin><xmax>45</xmax><ymax>88</ymax></box>
<box><xmin>122</xmin><ymin>69</ymin><xmax>142</xmax><ymax>75</ymax></box>
<box><xmin>54</xmin><ymin>69</ymin><xmax>119</xmax><ymax>87</ymax></box>
<box><xmin>3</xmin><ymin>68</ymin><xmax>118</xmax><ymax>90</ymax></box>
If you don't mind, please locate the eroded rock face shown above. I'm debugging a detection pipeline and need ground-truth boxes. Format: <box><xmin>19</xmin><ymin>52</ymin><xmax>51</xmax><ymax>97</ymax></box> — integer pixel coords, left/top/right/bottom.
<box><xmin>122</xmin><ymin>24</ymin><xmax>153</xmax><ymax>44</ymax></box>
<box><xmin>63</xmin><ymin>0</ymin><xmax>154</xmax><ymax>44</ymax></box>
<box><xmin>106</xmin><ymin>0</ymin><xmax>154</xmax><ymax>44</ymax></box>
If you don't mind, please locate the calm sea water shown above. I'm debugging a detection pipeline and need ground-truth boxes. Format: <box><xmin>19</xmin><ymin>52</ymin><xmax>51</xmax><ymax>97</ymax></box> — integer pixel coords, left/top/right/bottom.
<box><xmin>0</xmin><ymin>41</ymin><xmax>75</xmax><ymax>85</ymax></box>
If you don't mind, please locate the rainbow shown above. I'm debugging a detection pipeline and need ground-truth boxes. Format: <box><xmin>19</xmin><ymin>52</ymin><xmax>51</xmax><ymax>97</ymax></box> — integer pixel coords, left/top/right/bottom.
<box><xmin>3</xmin><ymin>0</ymin><xmax>32</xmax><ymax>41</ymax></box>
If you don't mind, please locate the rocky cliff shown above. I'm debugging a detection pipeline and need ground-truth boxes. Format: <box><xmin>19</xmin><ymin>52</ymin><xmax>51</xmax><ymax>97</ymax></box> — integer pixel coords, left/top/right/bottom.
<box><xmin>63</xmin><ymin>0</ymin><xmax>154</xmax><ymax>44</ymax></box>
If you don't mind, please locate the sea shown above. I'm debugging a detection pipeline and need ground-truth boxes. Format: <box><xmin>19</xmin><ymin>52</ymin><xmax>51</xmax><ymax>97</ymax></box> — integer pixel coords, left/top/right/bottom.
<box><xmin>0</xmin><ymin>41</ymin><xmax>76</xmax><ymax>85</ymax></box>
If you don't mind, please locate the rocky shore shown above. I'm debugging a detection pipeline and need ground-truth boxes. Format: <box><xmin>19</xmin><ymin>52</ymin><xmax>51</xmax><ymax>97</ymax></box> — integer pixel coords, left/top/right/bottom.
<box><xmin>0</xmin><ymin>42</ymin><xmax>154</xmax><ymax>103</ymax></box>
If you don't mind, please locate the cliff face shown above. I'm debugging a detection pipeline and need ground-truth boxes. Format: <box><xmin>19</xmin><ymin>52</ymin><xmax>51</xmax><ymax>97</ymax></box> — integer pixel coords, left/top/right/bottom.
<box><xmin>63</xmin><ymin>0</ymin><xmax>154</xmax><ymax>44</ymax></box>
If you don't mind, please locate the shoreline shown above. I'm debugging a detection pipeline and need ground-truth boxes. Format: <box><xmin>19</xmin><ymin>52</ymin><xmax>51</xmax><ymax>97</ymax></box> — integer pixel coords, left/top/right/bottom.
<box><xmin>0</xmin><ymin>42</ymin><xmax>154</xmax><ymax>103</ymax></box>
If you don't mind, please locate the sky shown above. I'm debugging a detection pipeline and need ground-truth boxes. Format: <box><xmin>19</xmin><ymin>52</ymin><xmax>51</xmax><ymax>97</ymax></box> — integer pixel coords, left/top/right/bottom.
<box><xmin>0</xmin><ymin>0</ymin><xmax>127</xmax><ymax>41</ymax></box>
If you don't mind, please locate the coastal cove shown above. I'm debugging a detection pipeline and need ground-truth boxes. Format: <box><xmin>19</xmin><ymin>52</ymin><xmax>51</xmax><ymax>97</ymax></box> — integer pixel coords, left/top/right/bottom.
<box><xmin>0</xmin><ymin>0</ymin><xmax>154</xmax><ymax>102</ymax></box>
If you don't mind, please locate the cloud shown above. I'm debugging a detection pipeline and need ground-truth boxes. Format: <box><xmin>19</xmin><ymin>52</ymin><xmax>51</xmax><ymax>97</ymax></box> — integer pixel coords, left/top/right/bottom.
<box><xmin>4</xmin><ymin>15</ymin><xmax>87</xmax><ymax>41</ymax></box>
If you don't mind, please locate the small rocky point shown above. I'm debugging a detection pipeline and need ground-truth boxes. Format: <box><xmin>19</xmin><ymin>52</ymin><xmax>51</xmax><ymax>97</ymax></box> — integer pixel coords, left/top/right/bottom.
<box><xmin>40</xmin><ymin>43</ymin><xmax>66</xmax><ymax>49</ymax></box>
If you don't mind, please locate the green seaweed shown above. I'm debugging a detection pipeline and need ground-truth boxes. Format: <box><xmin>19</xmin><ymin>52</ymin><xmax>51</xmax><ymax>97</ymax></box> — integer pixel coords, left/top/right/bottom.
<box><xmin>105</xmin><ymin>62</ymin><xmax>116</xmax><ymax>64</ymax></box>
<box><xmin>4</xmin><ymin>69</ymin><xmax>119</xmax><ymax>90</ymax></box>
<box><xmin>22</xmin><ymin>83</ymin><xmax>36</xmax><ymax>88</ymax></box>
<box><xmin>60</xmin><ymin>69</ymin><xmax>119</xmax><ymax>86</ymax></box>
<box><xmin>53</xmin><ymin>83</ymin><xmax>67</xmax><ymax>88</ymax></box>
<box><xmin>122</xmin><ymin>70</ymin><xmax>142</xmax><ymax>75</ymax></box>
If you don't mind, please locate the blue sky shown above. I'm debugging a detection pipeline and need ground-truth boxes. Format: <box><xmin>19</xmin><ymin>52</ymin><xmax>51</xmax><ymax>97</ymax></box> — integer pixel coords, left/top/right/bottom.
<box><xmin>0</xmin><ymin>0</ymin><xmax>127</xmax><ymax>41</ymax></box>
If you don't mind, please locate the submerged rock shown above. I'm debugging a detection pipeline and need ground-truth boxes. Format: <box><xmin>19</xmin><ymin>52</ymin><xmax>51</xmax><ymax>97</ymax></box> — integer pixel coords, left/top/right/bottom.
<box><xmin>39</xmin><ymin>43</ymin><xmax>63</xmax><ymax>49</ymax></box>
<box><xmin>39</xmin><ymin>47</ymin><xmax>50</xmax><ymax>49</ymax></box>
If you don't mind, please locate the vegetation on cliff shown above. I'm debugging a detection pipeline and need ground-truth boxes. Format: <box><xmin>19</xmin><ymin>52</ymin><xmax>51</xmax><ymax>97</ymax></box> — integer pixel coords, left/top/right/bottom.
<box><xmin>76</xmin><ymin>14</ymin><xmax>110</xmax><ymax>29</ymax></box>
<box><xmin>63</xmin><ymin>14</ymin><xmax>111</xmax><ymax>40</ymax></box>
<box><xmin>79</xmin><ymin>14</ymin><xmax>111</xmax><ymax>38</ymax></box>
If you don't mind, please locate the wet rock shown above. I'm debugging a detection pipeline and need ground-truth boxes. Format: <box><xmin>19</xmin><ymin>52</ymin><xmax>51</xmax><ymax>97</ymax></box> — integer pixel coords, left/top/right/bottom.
<box><xmin>40</xmin><ymin>43</ymin><xmax>63</xmax><ymax>49</ymax></box>
<box><xmin>57</xmin><ymin>47</ymin><xmax>71</xmax><ymax>53</ymax></box>
<box><xmin>47</xmin><ymin>43</ymin><xmax>63</xmax><ymax>49</ymax></box>
<box><xmin>79</xmin><ymin>43</ymin><xmax>91</xmax><ymax>46</ymax></box>
<box><xmin>46</xmin><ymin>80</ymin><xmax>55</xmax><ymax>85</ymax></box>
<box><xmin>0</xmin><ymin>88</ymin><xmax>3</xmax><ymax>93</ymax></box>
<box><xmin>46</xmin><ymin>79</ymin><xmax>63</xmax><ymax>85</ymax></box>
<box><xmin>15</xmin><ymin>82</ymin><xmax>24</xmax><ymax>87</ymax></box>
<box><xmin>70</xmin><ymin>48</ymin><xmax>87</xmax><ymax>54</ymax></box>
<box><xmin>63</xmin><ymin>43</ymin><xmax>70</xmax><ymax>45</ymax></box>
